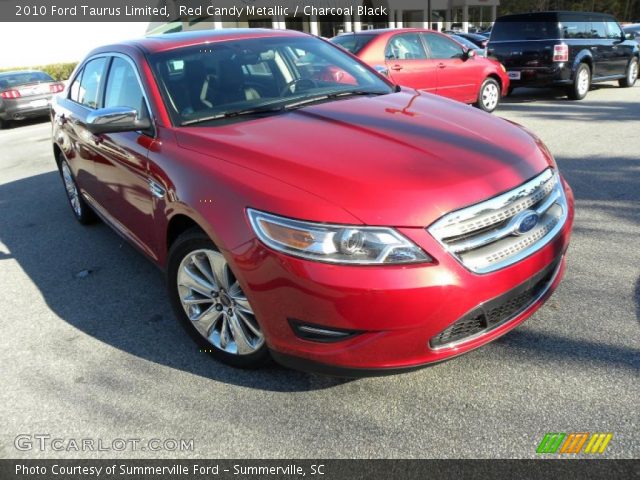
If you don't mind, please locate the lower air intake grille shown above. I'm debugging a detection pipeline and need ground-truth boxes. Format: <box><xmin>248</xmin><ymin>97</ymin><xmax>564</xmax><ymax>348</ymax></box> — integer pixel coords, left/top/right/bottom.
<box><xmin>430</xmin><ymin>257</ymin><xmax>562</xmax><ymax>349</ymax></box>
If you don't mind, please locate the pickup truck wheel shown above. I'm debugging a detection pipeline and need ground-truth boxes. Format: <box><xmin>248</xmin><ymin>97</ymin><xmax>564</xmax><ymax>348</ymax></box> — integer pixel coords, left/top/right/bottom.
<box><xmin>618</xmin><ymin>58</ymin><xmax>638</xmax><ymax>88</ymax></box>
<box><xmin>568</xmin><ymin>63</ymin><xmax>591</xmax><ymax>100</ymax></box>
<box><xmin>476</xmin><ymin>78</ymin><xmax>501</xmax><ymax>112</ymax></box>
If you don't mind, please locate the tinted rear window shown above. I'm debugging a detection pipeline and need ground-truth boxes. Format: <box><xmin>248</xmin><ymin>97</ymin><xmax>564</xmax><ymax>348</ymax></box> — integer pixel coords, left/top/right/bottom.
<box><xmin>331</xmin><ymin>34</ymin><xmax>376</xmax><ymax>54</ymax></box>
<box><xmin>491</xmin><ymin>20</ymin><xmax>560</xmax><ymax>41</ymax></box>
<box><xmin>0</xmin><ymin>71</ymin><xmax>53</xmax><ymax>89</ymax></box>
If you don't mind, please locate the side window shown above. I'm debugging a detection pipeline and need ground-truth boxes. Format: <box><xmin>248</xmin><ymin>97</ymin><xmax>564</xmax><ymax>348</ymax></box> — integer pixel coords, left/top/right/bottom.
<box><xmin>562</xmin><ymin>21</ymin><xmax>590</xmax><ymax>39</ymax></box>
<box><xmin>385</xmin><ymin>34</ymin><xmax>427</xmax><ymax>60</ymax></box>
<box><xmin>590</xmin><ymin>21</ymin><xmax>608</xmax><ymax>39</ymax></box>
<box><xmin>423</xmin><ymin>34</ymin><xmax>464</xmax><ymax>59</ymax></box>
<box><xmin>73</xmin><ymin>57</ymin><xmax>107</xmax><ymax>109</ymax></box>
<box><xmin>104</xmin><ymin>57</ymin><xmax>147</xmax><ymax>115</ymax></box>
<box><xmin>69</xmin><ymin>69</ymin><xmax>84</xmax><ymax>103</ymax></box>
<box><xmin>605</xmin><ymin>21</ymin><xmax>623</xmax><ymax>39</ymax></box>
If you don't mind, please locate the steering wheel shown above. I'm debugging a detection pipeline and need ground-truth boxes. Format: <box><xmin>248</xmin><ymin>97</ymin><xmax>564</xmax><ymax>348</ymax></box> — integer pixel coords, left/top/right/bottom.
<box><xmin>280</xmin><ymin>78</ymin><xmax>318</xmax><ymax>96</ymax></box>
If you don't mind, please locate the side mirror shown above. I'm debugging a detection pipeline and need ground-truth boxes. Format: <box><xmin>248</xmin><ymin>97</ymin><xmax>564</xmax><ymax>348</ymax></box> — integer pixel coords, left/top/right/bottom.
<box><xmin>85</xmin><ymin>106</ymin><xmax>151</xmax><ymax>135</ymax></box>
<box><xmin>374</xmin><ymin>65</ymin><xmax>389</xmax><ymax>77</ymax></box>
<box><xmin>464</xmin><ymin>49</ymin><xmax>477</xmax><ymax>60</ymax></box>
<box><xmin>624</xmin><ymin>32</ymin><xmax>635</xmax><ymax>41</ymax></box>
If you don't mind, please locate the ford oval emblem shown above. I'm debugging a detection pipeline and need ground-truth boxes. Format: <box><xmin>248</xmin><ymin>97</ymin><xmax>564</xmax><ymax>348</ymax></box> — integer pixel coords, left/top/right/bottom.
<box><xmin>513</xmin><ymin>211</ymin><xmax>539</xmax><ymax>235</ymax></box>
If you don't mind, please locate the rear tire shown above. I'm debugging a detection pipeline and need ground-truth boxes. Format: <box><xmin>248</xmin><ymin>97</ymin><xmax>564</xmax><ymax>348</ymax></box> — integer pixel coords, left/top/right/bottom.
<box><xmin>0</xmin><ymin>118</ymin><xmax>7</xmax><ymax>130</ymax></box>
<box><xmin>618</xmin><ymin>57</ymin><xmax>638</xmax><ymax>88</ymax></box>
<box><xmin>58</xmin><ymin>156</ymin><xmax>96</xmax><ymax>225</ymax></box>
<box><xmin>475</xmin><ymin>78</ymin><xmax>501</xmax><ymax>113</ymax></box>
<box><xmin>568</xmin><ymin>63</ymin><xmax>591</xmax><ymax>100</ymax></box>
<box><xmin>167</xmin><ymin>229</ymin><xmax>270</xmax><ymax>369</ymax></box>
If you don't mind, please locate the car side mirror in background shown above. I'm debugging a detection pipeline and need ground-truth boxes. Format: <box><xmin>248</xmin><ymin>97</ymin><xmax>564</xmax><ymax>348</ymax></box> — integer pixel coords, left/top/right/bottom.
<box><xmin>624</xmin><ymin>32</ymin><xmax>635</xmax><ymax>41</ymax></box>
<box><xmin>374</xmin><ymin>65</ymin><xmax>389</xmax><ymax>77</ymax></box>
<box><xmin>85</xmin><ymin>106</ymin><xmax>151</xmax><ymax>135</ymax></box>
<box><xmin>464</xmin><ymin>49</ymin><xmax>477</xmax><ymax>60</ymax></box>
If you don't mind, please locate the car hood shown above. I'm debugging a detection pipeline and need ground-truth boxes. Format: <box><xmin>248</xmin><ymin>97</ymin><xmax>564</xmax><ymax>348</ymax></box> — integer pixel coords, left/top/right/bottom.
<box><xmin>175</xmin><ymin>90</ymin><xmax>553</xmax><ymax>227</ymax></box>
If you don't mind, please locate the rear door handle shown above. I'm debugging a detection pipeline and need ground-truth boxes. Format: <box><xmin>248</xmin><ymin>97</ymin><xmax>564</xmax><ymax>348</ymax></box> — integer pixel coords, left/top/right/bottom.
<box><xmin>437</xmin><ymin>63</ymin><xmax>446</xmax><ymax>69</ymax></box>
<box><xmin>390</xmin><ymin>64</ymin><xmax>403</xmax><ymax>71</ymax></box>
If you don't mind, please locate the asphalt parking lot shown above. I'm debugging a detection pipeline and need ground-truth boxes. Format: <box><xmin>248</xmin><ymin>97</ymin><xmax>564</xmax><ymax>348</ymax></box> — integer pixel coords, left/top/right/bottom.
<box><xmin>1</xmin><ymin>84</ymin><xmax>638</xmax><ymax>459</ymax></box>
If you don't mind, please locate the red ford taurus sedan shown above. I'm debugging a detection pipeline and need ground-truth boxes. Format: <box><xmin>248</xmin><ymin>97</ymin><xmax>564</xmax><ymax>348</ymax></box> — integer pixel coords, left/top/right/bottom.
<box><xmin>52</xmin><ymin>29</ymin><xmax>573</xmax><ymax>376</ymax></box>
<box><xmin>332</xmin><ymin>28</ymin><xmax>510</xmax><ymax>112</ymax></box>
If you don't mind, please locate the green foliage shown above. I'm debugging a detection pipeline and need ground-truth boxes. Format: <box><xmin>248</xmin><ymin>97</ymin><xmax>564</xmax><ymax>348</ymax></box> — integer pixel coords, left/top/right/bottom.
<box><xmin>0</xmin><ymin>62</ymin><xmax>78</xmax><ymax>81</ymax></box>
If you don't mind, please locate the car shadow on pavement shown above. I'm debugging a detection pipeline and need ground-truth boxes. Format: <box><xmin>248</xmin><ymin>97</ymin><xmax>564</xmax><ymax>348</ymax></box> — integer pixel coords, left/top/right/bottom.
<box><xmin>0</xmin><ymin>171</ymin><xmax>352</xmax><ymax>392</ymax></box>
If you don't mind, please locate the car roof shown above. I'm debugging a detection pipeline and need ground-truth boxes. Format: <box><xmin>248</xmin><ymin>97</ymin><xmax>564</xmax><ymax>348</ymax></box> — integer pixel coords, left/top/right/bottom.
<box><xmin>0</xmin><ymin>70</ymin><xmax>47</xmax><ymax>77</ymax></box>
<box><xmin>333</xmin><ymin>28</ymin><xmax>438</xmax><ymax>39</ymax></box>
<box><xmin>496</xmin><ymin>11</ymin><xmax>617</xmax><ymax>21</ymax></box>
<box><xmin>95</xmin><ymin>28</ymin><xmax>310</xmax><ymax>55</ymax></box>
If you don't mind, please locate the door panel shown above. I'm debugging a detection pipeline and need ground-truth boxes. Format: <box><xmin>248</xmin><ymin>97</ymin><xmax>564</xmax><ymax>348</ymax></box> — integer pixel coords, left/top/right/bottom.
<box><xmin>92</xmin><ymin>55</ymin><xmax>159</xmax><ymax>259</ymax></box>
<box><xmin>384</xmin><ymin>33</ymin><xmax>437</xmax><ymax>93</ymax></box>
<box><xmin>422</xmin><ymin>33</ymin><xmax>480</xmax><ymax>103</ymax></box>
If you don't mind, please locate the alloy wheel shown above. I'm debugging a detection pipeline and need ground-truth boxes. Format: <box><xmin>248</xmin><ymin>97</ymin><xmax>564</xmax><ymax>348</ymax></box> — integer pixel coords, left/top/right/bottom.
<box><xmin>481</xmin><ymin>82</ymin><xmax>499</xmax><ymax>111</ymax></box>
<box><xmin>61</xmin><ymin>162</ymin><xmax>82</xmax><ymax>217</ymax></box>
<box><xmin>577</xmin><ymin>68</ymin><xmax>590</xmax><ymax>96</ymax></box>
<box><xmin>176</xmin><ymin>249</ymin><xmax>264</xmax><ymax>355</ymax></box>
<box><xmin>629</xmin><ymin>60</ymin><xmax>638</xmax><ymax>84</ymax></box>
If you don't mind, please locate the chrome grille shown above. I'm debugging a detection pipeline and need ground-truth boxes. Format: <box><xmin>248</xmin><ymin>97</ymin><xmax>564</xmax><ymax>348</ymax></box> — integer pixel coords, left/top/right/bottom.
<box><xmin>428</xmin><ymin>169</ymin><xmax>568</xmax><ymax>274</ymax></box>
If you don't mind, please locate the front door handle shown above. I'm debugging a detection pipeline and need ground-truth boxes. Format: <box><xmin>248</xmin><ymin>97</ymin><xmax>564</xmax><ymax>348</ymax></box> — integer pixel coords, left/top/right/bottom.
<box><xmin>437</xmin><ymin>63</ymin><xmax>446</xmax><ymax>69</ymax></box>
<box><xmin>55</xmin><ymin>113</ymin><xmax>66</xmax><ymax>126</ymax></box>
<box><xmin>390</xmin><ymin>64</ymin><xmax>403</xmax><ymax>71</ymax></box>
<box><xmin>148</xmin><ymin>179</ymin><xmax>165</xmax><ymax>199</ymax></box>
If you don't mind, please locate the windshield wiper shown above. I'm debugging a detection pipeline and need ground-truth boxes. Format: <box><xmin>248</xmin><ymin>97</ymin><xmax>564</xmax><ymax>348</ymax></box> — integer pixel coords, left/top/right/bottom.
<box><xmin>181</xmin><ymin>90</ymin><xmax>389</xmax><ymax>126</ymax></box>
<box><xmin>181</xmin><ymin>104</ymin><xmax>285</xmax><ymax>126</ymax></box>
<box><xmin>281</xmin><ymin>90</ymin><xmax>389</xmax><ymax>110</ymax></box>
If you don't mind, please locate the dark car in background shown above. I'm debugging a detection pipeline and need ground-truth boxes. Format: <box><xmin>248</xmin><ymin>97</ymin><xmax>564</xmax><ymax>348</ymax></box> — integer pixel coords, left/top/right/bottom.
<box><xmin>0</xmin><ymin>70</ymin><xmax>64</xmax><ymax>128</ymax></box>
<box><xmin>488</xmin><ymin>11</ymin><xmax>639</xmax><ymax>99</ymax></box>
<box><xmin>448</xmin><ymin>34</ymin><xmax>487</xmax><ymax>57</ymax></box>
<box><xmin>623</xmin><ymin>24</ymin><xmax>640</xmax><ymax>42</ymax></box>
<box><xmin>445</xmin><ymin>31</ymin><xmax>489</xmax><ymax>49</ymax></box>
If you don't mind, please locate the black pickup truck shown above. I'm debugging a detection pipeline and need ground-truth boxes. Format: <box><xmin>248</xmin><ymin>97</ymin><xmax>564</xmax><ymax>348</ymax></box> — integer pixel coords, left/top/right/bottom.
<box><xmin>487</xmin><ymin>11</ymin><xmax>639</xmax><ymax>99</ymax></box>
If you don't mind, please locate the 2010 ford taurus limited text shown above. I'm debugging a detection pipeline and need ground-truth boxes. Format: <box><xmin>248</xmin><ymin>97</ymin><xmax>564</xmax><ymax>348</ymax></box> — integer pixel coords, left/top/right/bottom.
<box><xmin>51</xmin><ymin>29</ymin><xmax>574</xmax><ymax>376</ymax></box>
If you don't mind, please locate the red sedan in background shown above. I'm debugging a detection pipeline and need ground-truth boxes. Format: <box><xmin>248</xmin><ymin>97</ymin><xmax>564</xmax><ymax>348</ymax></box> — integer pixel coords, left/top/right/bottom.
<box><xmin>332</xmin><ymin>29</ymin><xmax>509</xmax><ymax>112</ymax></box>
<box><xmin>52</xmin><ymin>29</ymin><xmax>572</xmax><ymax>376</ymax></box>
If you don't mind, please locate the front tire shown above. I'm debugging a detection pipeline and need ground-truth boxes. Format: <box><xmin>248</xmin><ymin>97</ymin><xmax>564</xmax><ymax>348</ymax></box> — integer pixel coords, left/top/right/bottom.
<box><xmin>0</xmin><ymin>118</ymin><xmax>8</xmax><ymax>130</ymax></box>
<box><xmin>618</xmin><ymin>57</ymin><xmax>638</xmax><ymax>88</ymax></box>
<box><xmin>568</xmin><ymin>63</ymin><xmax>591</xmax><ymax>100</ymax></box>
<box><xmin>58</xmin><ymin>157</ymin><xmax>96</xmax><ymax>224</ymax></box>
<box><xmin>167</xmin><ymin>229</ymin><xmax>269</xmax><ymax>369</ymax></box>
<box><xmin>475</xmin><ymin>78</ymin><xmax>501</xmax><ymax>113</ymax></box>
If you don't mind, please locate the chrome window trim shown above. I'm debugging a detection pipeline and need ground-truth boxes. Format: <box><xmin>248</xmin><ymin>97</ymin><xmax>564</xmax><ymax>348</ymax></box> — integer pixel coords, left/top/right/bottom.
<box><xmin>67</xmin><ymin>52</ymin><xmax>156</xmax><ymax>137</ymax></box>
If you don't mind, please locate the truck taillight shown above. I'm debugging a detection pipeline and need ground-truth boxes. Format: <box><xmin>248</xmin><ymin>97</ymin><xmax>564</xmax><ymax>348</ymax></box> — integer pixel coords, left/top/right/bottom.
<box><xmin>553</xmin><ymin>44</ymin><xmax>569</xmax><ymax>62</ymax></box>
<box><xmin>49</xmin><ymin>83</ymin><xmax>64</xmax><ymax>93</ymax></box>
<box><xmin>1</xmin><ymin>90</ymin><xmax>21</xmax><ymax>99</ymax></box>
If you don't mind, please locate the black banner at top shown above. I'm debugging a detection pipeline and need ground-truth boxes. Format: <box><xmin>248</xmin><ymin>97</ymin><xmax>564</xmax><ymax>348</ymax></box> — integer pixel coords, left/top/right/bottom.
<box><xmin>1</xmin><ymin>0</ymin><xmax>398</xmax><ymax>22</ymax></box>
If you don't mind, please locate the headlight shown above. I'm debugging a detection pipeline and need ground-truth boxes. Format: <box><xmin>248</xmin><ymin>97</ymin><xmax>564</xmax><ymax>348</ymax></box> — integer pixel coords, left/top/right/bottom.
<box><xmin>247</xmin><ymin>209</ymin><xmax>432</xmax><ymax>265</ymax></box>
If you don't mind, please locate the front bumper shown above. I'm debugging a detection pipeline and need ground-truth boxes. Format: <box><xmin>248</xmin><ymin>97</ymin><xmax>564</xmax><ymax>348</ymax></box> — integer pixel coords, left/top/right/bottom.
<box><xmin>227</xmin><ymin>179</ymin><xmax>574</xmax><ymax>375</ymax></box>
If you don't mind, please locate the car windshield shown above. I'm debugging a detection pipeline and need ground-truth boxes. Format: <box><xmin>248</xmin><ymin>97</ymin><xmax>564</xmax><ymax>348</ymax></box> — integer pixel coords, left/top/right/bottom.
<box><xmin>149</xmin><ymin>35</ymin><xmax>393</xmax><ymax>126</ymax></box>
<box><xmin>331</xmin><ymin>33</ymin><xmax>377</xmax><ymax>54</ymax></box>
<box><xmin>0</xmin><ymin>71</ymin><xmax>53</xmax><ymax>90</ymax></box>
